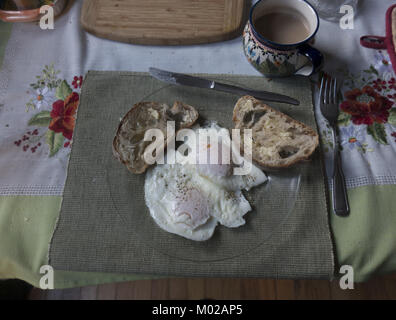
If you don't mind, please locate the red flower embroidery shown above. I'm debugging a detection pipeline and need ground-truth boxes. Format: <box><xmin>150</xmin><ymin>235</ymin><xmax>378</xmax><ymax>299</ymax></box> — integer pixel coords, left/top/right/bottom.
<box><xmin>387</xmin><ymin>93</ymin><xmax>396</xmax><ymax>100</ymax></box>
<box><xmin>49</xmin><ymin>92</ymin><xmax>79</xmax><ymax>140</ymax></box>
<box><xmin>72</xmin><ymin>76</ymin><xmax>83</xmax><ymax>89</ymax></box>
<box><xmin>388</xmin><ymin>78</ymin><xmax>396</xmax><ymax>90</ymax></box>
<box><xmin>340</xmin><ymin>86</ymin><xmax>393</xmax><ymax>125</ymax></box>
<box><xmin>372</xmin><ymin>79</ymin><xmax>387</xmax><ymax>91</ymax></box>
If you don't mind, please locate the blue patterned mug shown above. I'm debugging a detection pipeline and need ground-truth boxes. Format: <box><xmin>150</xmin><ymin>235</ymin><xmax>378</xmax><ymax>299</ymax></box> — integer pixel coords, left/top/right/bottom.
<box><xmin>243</xmin><ymin>0</ymin><xmax>323</xmax><ymax>77</ymax></box>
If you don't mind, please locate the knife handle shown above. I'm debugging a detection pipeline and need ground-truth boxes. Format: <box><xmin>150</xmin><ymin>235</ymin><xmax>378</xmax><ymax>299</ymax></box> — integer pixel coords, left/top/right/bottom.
<box><xmin>213</xmin><ymin>82</ymin><xmax>300</xmax><ymax>105</ymax></box>
<box><xmin>213</xmin><ymin>82</ymin><xmax>251</xmax><ymax>96</ymax></box>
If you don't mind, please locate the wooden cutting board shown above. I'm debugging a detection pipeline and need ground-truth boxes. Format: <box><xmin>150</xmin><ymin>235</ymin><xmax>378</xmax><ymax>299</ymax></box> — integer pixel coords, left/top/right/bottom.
<box><xmin>81</xmin><ymin>0</ymin><xmax>248</xmax><ymax>45</ymax></box>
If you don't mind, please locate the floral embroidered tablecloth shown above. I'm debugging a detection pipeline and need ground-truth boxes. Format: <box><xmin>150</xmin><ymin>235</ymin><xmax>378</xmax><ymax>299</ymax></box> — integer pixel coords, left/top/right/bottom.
<box><xmin>0</xmin><ymin>1</ymin><xmax>396</xmax><ymax>287</ymax></box>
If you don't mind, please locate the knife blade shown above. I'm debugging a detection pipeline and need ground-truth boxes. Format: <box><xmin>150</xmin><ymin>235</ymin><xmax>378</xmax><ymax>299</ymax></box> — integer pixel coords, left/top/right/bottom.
<box><xmin>149</xmin><ymin>67</ymin><xmax>300</xmax><ymax>106</ymax></box>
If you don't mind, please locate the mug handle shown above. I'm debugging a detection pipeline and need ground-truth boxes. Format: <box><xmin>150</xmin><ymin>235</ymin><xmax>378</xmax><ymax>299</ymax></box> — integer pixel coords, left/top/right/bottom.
<box><xmin>360</xmin><ymin>35</ymin><xmax>387</xmax><ymax>49</ymax></box>
<box><xmin>295</xmin><ymin>44</ymin><xmax>324</xmax><ymax>76</ymax></box>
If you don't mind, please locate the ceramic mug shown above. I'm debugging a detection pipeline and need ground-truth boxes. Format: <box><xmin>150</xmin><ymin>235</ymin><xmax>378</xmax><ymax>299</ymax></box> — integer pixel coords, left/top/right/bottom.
<box><xmin>360</xmin><ymin>4</ymin><xmax>396</xmax><ymax>74</ymax></box>
<box><xmin>0</xmin><ymin>0</ymin><xmax>66</xmax><ymax>22</ymax></box>
<box><xmin>243</xmin><ymin>0</ymin><xmax>323</xmax><ymax>77</ymax></box>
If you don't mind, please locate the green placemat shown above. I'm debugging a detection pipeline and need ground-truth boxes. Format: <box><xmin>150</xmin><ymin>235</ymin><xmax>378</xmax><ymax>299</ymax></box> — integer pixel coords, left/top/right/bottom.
<box><xmin>48</xmin><ymin>71</ymin><xmax>334</xmax><ymax>279</ymax></box>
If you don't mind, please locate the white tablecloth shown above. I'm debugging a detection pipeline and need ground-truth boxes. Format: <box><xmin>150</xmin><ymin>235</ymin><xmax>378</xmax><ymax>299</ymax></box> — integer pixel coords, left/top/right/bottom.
<box><xmin>1</xmin><ymin>0</ymin><xmax>395</xmax><ymax>196</ymax></box>
<box><xmin>1</xmin><ymin>0</ymin><xmax>396</xmax><ymax>286</ymax></box>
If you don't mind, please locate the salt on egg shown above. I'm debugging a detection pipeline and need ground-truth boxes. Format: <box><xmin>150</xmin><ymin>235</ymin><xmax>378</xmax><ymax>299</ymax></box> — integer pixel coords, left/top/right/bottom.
<box><xmin>144</xmin><ymin>123</ymin><xmax>267</xmax><ymax>241</ymax></box>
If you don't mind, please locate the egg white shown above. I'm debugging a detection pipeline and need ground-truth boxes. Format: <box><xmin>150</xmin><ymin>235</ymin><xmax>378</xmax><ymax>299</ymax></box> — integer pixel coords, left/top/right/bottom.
<box><xmin>144</xmin><ymin>123</ymin><xmax>267</xmax><ymax>241</ymax></box>
<box><xmin>183</xmin><ymin>124</ymin><xmax>267</xmax><ymax>191</ymax></box>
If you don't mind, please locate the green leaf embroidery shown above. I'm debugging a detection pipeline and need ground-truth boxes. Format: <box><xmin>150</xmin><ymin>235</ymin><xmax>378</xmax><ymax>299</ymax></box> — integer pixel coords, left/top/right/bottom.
<box><xmin>28</xmin><ymin>111</ymin><xmax>52</xmax><ymax>127</ymax></box>
<box><xmin>46</xmin><ymin>130</ymin><xmax>64</xmax><ymax>157</ymax></box>
<box><xmin>55</xmin><ymin>80</ymin><xmax>72</xmax><ymax>101</ymax></box>
<box><xmin>30</xmin><ymin>64</ymin><xmax>61</xmax><ymax>91</ymax></box>
<box><xmin>388</xmin><ymin>108</ymin><xmax>396</xmax><ymax>126</ymax></box>
<box><xmin>363</xmin><ymin>65</ymin><xmax>379</xmax><ymax>76</ymax></box>
<box><xmin>25</xmin><ymin>99</ymin><xmax>36</xmax><ymax>112</ymax></box>
<box><xmin>367</xmin><ymin>123</ymin><xmax>388</xmax><ymax>145</ymax></box>
<box><xmin>337</xmin><ymin>112</ymin><xmax>351</xmax><ymax>127</ymax></box>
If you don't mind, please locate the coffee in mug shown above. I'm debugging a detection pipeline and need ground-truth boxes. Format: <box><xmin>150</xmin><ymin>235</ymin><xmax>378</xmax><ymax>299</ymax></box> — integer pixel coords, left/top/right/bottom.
<box><xmin>254</xmin><ymin>11</ymin><xmax>311</xmax><ymax>45</ymax></box>
<box><xmin>243</xmin><ymin>0</ymin><xmax>323</xmax><ymax>77</ymax></box>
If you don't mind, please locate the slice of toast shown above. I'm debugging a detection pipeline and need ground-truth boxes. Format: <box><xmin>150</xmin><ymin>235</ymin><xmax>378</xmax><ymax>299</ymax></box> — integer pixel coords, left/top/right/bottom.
<box><xmin>233</xmin><ymin>96</ymin><xmax>319</xmax><ymax>168</ymax></box>
<box><xmin>113</xmin><ymin>101</ymin><xmax>198</xmax><ymax>174</ymax></box>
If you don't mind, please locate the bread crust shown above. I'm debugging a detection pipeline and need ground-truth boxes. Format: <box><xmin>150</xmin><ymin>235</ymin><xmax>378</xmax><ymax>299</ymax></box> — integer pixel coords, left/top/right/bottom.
<box><xmin>113</xmin><ymin>102</ymin><xmax>147</xmax><ymax>174</ymax></box>
<box><xmin>113</xmin><ymin>101</ymin><xmax>198</xmax><ymax>174</ymax></box>
<box><xmin>233</xmin><ymin>96</ymin><xmax>319</xmax><ymax>169</ymax></box>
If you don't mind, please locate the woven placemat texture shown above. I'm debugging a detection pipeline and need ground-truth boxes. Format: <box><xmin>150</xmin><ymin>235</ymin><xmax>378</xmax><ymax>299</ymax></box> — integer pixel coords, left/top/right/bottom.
<box><xmin>49</xmin><ymin>71</ymin><xmax>334</xmax><ymax>279</ymax></box>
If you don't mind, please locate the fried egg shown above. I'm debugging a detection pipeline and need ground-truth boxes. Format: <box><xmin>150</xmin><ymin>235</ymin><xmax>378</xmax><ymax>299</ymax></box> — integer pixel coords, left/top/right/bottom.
<box><xmin>189</xmin><ymin>123</ymin><xmax>267</xmax><ymax>192</ymax></box>
<box><xmin>144</xmin><ymin>123</ymin><xmax>267</xmax><ymax>241</ymax></box>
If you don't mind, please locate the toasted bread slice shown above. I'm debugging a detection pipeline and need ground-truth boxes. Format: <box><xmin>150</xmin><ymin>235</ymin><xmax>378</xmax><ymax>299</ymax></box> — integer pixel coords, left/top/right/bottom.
<box><xmin>233</xmin><ymin>96</ymin><xmax>319</xmax><ymax>168</ymax></box>
<box><xmin>113</xmin><ymin>101</ymin><xmax>198</xmax><ymax>174</ymax></box>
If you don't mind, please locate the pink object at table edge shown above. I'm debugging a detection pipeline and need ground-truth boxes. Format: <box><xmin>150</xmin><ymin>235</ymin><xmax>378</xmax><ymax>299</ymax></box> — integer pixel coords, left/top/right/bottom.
<box><xmin>360</xmin><ymin>4</ymin><xmax>396</xmax><ymax>73</ymax></box>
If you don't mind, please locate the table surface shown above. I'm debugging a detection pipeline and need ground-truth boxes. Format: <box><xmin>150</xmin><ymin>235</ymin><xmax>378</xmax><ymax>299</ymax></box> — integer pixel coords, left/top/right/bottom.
<box><xmin>1</xmin><ymin>0</ymin><xmax>396</xmax><ymax>288</ymax></box>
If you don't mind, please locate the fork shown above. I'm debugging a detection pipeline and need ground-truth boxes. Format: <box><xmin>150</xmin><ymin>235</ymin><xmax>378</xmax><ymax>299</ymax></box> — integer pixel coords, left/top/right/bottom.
<box><xmin>319</xmin><ymin>76</ymin><xmax>350</xmax><ymax>217</ymax></box>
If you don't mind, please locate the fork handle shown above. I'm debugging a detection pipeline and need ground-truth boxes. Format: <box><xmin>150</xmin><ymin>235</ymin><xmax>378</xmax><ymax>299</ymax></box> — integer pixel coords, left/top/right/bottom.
<box><xmin>332</xmin><ymin>147</ymin><xmax>350</xmax><ymax>217</ymax></box>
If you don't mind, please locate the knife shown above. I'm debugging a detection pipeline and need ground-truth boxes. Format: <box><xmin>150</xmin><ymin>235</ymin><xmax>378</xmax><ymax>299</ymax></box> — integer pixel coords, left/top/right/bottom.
<box><xmin>149</xmin><ymin>67</ymin><xmax>300</xmax><ymax>106</ymax></box>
